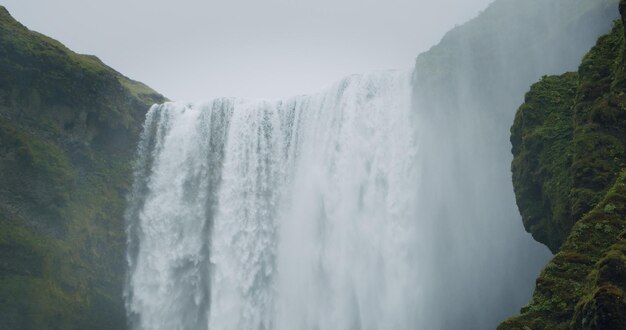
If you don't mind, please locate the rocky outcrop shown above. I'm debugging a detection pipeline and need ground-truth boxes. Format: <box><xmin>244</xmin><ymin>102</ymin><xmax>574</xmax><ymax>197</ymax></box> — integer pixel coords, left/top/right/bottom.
<box><xmin>500</xmin><ymin>9</ymin><xmax>626</xmax><ymax>329</ymax></box>
<box><xmin>0</xmin><ymin>6</ymin><xmax>165</xmax><ymax>329</ymax></box>
<box><xmin>620</xmin><ymin>0</ymin><xmax>626</xmax><ymax>38</ymax></box>
<box><xmin>410</xmin><ymin>1</ymin><xmax>619</xmax><ymax>326</ymax></box>
<box><xmin>412</xmin><ymin>0</ymin><xmax>619</xmax><ymax>253</ymax></box>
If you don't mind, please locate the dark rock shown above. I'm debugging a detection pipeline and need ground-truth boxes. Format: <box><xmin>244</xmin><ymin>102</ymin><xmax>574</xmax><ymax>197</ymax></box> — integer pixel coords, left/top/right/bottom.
<box><xmin>0</xmin><ymin>5</ymin><xmax>165</xmax><ymax>329</ymax></box>
<box><xmin>500</xmin><ymin>5</ymin><xmax>626</xmax><ymax>327</ymax></box>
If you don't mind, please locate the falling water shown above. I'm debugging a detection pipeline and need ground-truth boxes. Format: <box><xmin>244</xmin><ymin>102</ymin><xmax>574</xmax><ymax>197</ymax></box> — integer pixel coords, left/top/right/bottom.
<box><xmin>126</xmin><ymin>71</ymin><xmax>442</xmax><ymax>329</ymax></box>
<box><xmin>124</xmin><ymin>0</ymin><xmax>619</xmax><ymax>328</ymax></box>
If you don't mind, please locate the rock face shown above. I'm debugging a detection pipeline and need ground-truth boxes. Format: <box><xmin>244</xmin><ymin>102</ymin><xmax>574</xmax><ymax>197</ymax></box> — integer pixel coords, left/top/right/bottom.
<box><xmin>0</xmin><ymin>0</ymin><xmax>624</xmax><ymax>328</ymax></box>
<box><xmin>412</xmin><ymin>0</ymin><xmax>618</xmax><ymax>255</ymax></box>
<box><xmin>500</xmin><ymin>11</ymin><xmax>626</xmax><ymax>330</ymax></box>
<box><xmin>410</xmin><ymin>0</ymin><xmax>618</xmax><ymax>327</ymax></box>
<box><xmin>0</xmin><ymin>6</ymin><xmax>165</xmax><ymax>329</ymax></box>
<box><xmin>620</xmin><ymin>0</ymin><xmax>626</xmax><ymax>38</ymax></box>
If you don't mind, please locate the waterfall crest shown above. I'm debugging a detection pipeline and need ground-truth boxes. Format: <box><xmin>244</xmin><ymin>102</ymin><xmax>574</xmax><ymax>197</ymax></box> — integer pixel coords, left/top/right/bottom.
<box><xmin>126</xmin><ymin>71</ymin><xmax>437</xmax><ymax>329</ymax></box>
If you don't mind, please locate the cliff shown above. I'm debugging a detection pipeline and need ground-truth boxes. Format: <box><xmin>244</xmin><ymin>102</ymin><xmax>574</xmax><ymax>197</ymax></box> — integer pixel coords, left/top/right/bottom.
<box><xmin>409</xmin><ymin>0</ymin><xmax>619</xmax><ymax>328</ymax></box>
<box><xmin>500</xmin><ymin>10</ymin><xmax>626</xmax><ymax>330</ymax></box>
<box><xmin>1</xmin><ymin>0</ymin><xmax>624</xmax><ymax>328</ymax></box>
<box><xmin>0</xmin><ymin>6</ymin><xmax>165</xmax><ymax>329</ymax></box>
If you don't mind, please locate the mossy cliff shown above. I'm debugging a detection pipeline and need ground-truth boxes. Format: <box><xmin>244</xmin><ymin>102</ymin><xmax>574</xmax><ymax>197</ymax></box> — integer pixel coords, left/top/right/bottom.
<box><xmin>0</xmin><ymin>6</ymin><xmax>165</xmax><ymax>329</ymax></box>
<box><xmin>410</xmin><ymin>1</ymin><xmax>619</xmax><ymax>327</ymax></box>
<box><xmin>500</xmin><ymin>9</ymin><xmax>626</xmax><ymax>330</ymax></box>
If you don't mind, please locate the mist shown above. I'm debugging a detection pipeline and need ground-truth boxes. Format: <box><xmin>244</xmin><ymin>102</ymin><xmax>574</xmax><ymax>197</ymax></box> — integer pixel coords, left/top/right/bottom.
<box><xmin>121</xmin><ymin>0</ymin><xmax>619</xmax><ymax>328</ymax></box>
<box><xmin>410</xmin><ymin>0</ymin><xmax>617</xmax><ymax>327</ymax></box>
<box><xmin>1</xmin><ymin>0</ymin><xmax>622</xmax><ymax>328</ymax></box>
<box><xmin>3</xmin><ymin>0</ymin><xmax>615</xmax><ymax>329</ymax></box>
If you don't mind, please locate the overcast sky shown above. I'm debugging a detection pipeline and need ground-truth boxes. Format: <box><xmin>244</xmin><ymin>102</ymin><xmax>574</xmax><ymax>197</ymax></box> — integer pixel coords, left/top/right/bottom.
<box><xmin>4</xmin><ymin>0</ymin><xmax>493</xmax><ymax>101</ymax></box>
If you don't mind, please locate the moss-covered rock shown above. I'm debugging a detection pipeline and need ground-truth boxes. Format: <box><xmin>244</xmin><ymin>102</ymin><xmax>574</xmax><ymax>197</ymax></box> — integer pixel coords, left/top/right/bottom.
<box><xmin>0</xmin><ymin>6</ymin><xmax>165</xmax><ymax>329</ymax></box>
<box><xmin>500</xmin><ymin>10</ymin><xmax>626</xmax><ymax>329</ymax></box>
<box><xmin>500</xmin><ymin>171</ymin><xmax>626</xmax><ymax>329</ymax></box>
<box><xmin>511</xmin><ymin>72</ymin><xmax>579</xmax><ymax>253</ymax></box>
<box><xmin>511</xmin><ymin>18</ymin><xmax>626</xmax><ymax>253</ymax></box>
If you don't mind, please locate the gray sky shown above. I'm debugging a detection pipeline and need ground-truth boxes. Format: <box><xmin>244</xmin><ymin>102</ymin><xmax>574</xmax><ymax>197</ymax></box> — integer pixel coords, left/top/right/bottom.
<box><xmin>4</xmin><ymin>0</ymin><xmax>493</xmax><ymax>101</ymax></box>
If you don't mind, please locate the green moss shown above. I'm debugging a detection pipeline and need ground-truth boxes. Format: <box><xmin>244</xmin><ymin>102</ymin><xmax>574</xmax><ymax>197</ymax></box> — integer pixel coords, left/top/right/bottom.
<box><xmin>0</xmin><ymin>5</ymin><xmax>166</xmax><ymax>329</ymax></box>
<box><xmin>500</xmin><ymin>171</ymin><xmax>626</xmax><ymax>329</ymax></box>
<box><xmin>511</xmin><ymin>73</ymin><xmax>579</xmax><ymax>252</ymax></box>
<box><xmin>501</xmin><ymin>17</ymin><xmax>626</xmax><ymax>329</ymax></box>
<box><xmin>511</xmin><ymin>19</ymin><xmax>626</xmax><ymax>253</ymax></box>
<box><xmin>0</xmin><ymin>5</ymin><xmax>166</xmax><ymax>134</ymax></box>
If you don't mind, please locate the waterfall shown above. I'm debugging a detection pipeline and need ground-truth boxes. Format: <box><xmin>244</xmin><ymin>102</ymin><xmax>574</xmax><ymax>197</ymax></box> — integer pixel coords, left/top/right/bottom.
<box><xmin>125</xmin><ymin>67</ymin><xmax>550</xmax><ymax>329</ymax></box>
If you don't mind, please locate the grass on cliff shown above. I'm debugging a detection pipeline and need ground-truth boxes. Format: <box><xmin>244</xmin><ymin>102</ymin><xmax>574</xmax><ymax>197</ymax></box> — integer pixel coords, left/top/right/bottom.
<box><xmin>500</xmin><ymin>170</ymin><xmax>626</xmax><ymax>329</ymax></box>
<box><xmin>511</xmin><ymin>18</ymin><xmax>626</xmax><ymax>253</ymax></box>
<box><xmin>501</xmin><ymin>18</ymin><xmax>626</xmax><ymax>329</ymax></box>
<box><xmin>0</xmin><ymin>5</ymin><xmax>165</xmax><ymax>329</ymax></box>
<box><xmin>511</xmin><ymin>72</ymin><xmax>578</xmax><ymax>252</ymax></box>
<box><xmin>0</xmin><ymin>115</ymin><xmax>131</xmax><ymax>329</ymax></box>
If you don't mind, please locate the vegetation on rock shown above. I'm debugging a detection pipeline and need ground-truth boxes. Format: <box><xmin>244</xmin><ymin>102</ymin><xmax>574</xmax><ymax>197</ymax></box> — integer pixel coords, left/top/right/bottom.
<box><xmin>501</xmin><ymin>14</ymin><xmax>626</xmax><ymax>329</ymax></box>
<box><xmin>0</xmin><ymin>6</ymin><xmax>165</xmax><ymax>329</ymax></box>
<box><xmin>1</xmin><ymin>0</ymin><xmax>624</xmax><ymax>328</ymax></box>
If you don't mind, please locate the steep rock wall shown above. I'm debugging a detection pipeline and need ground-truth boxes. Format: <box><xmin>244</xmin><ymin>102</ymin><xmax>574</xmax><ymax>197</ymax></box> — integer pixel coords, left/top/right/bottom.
<box><xmin>0</xmin><ymin>6</ymin><xmax>165</xmax><ymax>329</ymax></box>
<box><xmin>410</xmin><ymin>0</ymin><xmax>619</xmax><ymax>327</ymax></box>
<box><xmin>500</xmin><ymin>13</ymin><xmax>626</xmax><ymax>330</ymax></box>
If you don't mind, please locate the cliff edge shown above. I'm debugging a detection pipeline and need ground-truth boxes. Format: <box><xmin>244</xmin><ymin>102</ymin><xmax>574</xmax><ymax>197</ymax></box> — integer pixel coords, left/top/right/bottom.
<box><xmin>501</xmin><ymin>4</ymin><xmax>626</xmax><ymax>329</ymax></box>
<box><xmin>0</xmin><ymin>6</ymin><xmax>165</xmax><ymax>329</ymax></box>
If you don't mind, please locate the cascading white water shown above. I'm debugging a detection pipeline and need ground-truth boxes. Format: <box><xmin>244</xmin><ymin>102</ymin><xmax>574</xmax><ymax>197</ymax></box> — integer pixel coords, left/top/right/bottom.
<box><xmin>126</xmin><ymin>71</ymin><xmax>441</xmax><ymax>329</ymax></box>
<box><xmin>124</xmin><ymin>0</ymin><xmax>619</xmax><ymax>328</ymax></box>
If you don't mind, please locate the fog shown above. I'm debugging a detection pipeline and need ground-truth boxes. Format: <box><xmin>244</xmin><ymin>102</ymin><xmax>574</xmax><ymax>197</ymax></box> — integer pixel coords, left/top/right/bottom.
<box><xmin>410</xmin><ymin>0</ymin><xmax>617</xmax><ymax>327</ymax></box>
<box><xmin>4</xmin><ymin>0</ymin><xmax>492</xmax><ymax>100</ymax></box>
<box><xmin>124</xmin><ymin>0</ymin><xmax>617</xmax><ymax>328</ymax></box>
<box><xmin>5</xmin><ymin>0</ymin><xmax>619</xmax><ymax>329</ymax></box>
